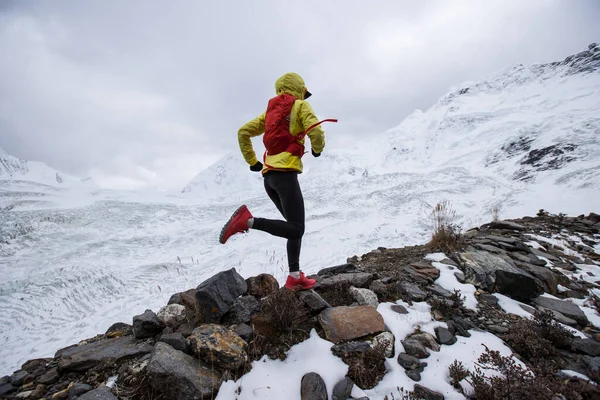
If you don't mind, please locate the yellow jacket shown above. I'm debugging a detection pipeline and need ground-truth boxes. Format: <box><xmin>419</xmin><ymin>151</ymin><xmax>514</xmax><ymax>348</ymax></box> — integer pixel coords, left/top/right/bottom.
<box><xmin>238</xmin><ymin>72</ymin><xmax>326</xmax><ymax>174</ymax></box>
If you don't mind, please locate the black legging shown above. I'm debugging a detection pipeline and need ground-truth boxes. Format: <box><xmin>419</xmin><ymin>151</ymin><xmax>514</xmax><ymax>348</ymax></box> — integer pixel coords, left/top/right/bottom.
<box><xmin>252</xmin><ymin>171</ymin><xmax>305</xmax><ymax>272</ymax></box>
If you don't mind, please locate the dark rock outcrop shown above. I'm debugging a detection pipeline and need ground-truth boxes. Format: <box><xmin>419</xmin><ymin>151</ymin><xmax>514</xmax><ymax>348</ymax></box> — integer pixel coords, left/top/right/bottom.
<box><xmin>133</xmin><ymin>309</ymin><xmax>163</xmax><ymax>339</ymax></box>
<box><xmin>195</xmin><ymin>267</ymin><xmax>247</xmax><ymax>323</ymax></box>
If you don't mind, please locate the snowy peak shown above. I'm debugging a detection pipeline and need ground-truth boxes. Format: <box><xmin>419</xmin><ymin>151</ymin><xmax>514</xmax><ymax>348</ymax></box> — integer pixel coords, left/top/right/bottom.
<box><xmin>0</xmin><ymin>149</ymin><xmax>89</xmax><ymax>187</ymax></box>
<box><xmin>379</xmin><ymin>42</ymin><xmax>600</xmax><ymax>190</ymax></box>
<box><xmin>440</xmin><ymin>42</ymin><xmax>599</xmax><ymax>103</ymax></box>
<box><xmin>0</xmin><ymin>151</ymin><xmax>29</xmax><ymax>178</ymax></box>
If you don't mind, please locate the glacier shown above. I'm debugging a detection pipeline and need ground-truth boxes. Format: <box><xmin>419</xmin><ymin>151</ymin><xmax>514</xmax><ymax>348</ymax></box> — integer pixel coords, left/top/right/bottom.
<box><xmin>0</xmin><ymin>43</ymin><xmax>599</xmax><ymax>377</ymax></box>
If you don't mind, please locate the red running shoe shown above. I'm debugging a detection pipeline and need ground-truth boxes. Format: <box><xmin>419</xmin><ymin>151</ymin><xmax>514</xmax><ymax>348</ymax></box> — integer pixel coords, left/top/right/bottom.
<box><xmin>284</xmin><ymin>272</ymin><xmax>316</xmax><ymax>291</ymax></box>
<box><xmin>219</xmin><ymin>205</ymin><xmax>253</xmax><ymax>244</ymax></box>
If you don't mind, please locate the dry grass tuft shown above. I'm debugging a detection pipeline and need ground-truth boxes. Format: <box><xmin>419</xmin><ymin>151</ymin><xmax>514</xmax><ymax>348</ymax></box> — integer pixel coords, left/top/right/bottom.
<box><xmin>424</xmin><ymin>200</ymin><xmax>464</xmax><ymax>253</ymax></box>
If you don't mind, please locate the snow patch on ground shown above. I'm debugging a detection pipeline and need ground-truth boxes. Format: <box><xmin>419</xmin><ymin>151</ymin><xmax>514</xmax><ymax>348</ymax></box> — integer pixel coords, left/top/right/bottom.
<box><xmin>430</xmin><ymin>261</ymin><xmax>478</xmax><ymax>311</ymax></box>
<box><xmin>570</xmin><ymin>298</ymin><xmax>600</xmax><ymax>329</ymax></box>
<box><xmin>216</xmin><ymin>329</ymin><xmax>348</xmax><ymax>400</ymax></box>
<box><xmin>493</xmin><ymin>293</ymin><xmax>534</xmax><ymax>318</ymax></box>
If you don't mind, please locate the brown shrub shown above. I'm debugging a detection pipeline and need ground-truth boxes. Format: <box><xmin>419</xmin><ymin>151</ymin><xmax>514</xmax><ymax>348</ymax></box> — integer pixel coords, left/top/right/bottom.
<box><xmin>464</xmin><ymin>346</ymin><xmax>582</xmax><ymax>400</ymax></box>
<box><xmin>504</xmin><ymin>310</ymin><xmax>573</xmax><ymax>361</ymax></box>
<box><xmin>343</xmin><ymin>346</ymin><xmax>387</xmax><ymax>390</ymax></box>
<box><xmin>430</xmin><ymin>289</ymin><xmax>466</xmax><ymax>320</ymax></box>
<box><xmin>449</xmin><ymin>360</ymin><xmax>469</xmax><ymax>388</ymax></box>
<box><xmin>248</xmin><ymin>288</ymin><xmax>315</xmax><ymax>361</ymax></box>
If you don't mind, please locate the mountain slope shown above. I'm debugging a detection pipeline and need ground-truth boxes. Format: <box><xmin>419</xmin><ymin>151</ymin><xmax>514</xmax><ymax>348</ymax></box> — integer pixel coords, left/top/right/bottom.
<box><xmin>0</xmin><ymin>43</ymin><xmax>598</xmax><ymax>378</ymax></box>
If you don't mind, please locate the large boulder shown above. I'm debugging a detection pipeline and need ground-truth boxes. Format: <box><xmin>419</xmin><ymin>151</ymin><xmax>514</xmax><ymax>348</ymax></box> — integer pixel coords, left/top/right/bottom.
<box><xmin>57</xmin><ymin>336</ymin><xmax>154</xmax><ymax>372</ymax></box>
<box><xmin>301</xmin><ymin>372</ymin><xmax>328</xmax><ymax>400</ymax></box>
<box><xmin>133</xmin><ymin>309</ymin><xmax>163</xmax><ymax>338</ymax></box>
<box><xmin>457</xmin><ymin>251</ymin><xmax>543</xmax><ymax>301</ymax></box>
<box><xmin>245</xmin><ymin>274</ymin><xmax>279</xmax><ymax>299</ymax></box>
<box><xmin>195</xmin><ymin>268</ymin><xmax>247</xmax><ymax>323</ymax></box>
<box><xmin>187</xmin><ymin>324</ymin><xmax>248</xmax><ymax>370</ymax></box>
<box><xmin>513</xmin><ymin>261</ymin><xmax>558</xmax><ymax>295</ymax></box>
<box><xmin>318</xmin><ymin>306</ymin><xmax>385</xmax><ymax>344</ymax></box>
<box><xmin>148</xmin><ymin>342</ymin><xmax>220</xmax><ymax>400</ymax></box>
<box><xmin>532</xmin><ymin>297</ymin><xmax>589</xmax><ymax>327</ymax></box>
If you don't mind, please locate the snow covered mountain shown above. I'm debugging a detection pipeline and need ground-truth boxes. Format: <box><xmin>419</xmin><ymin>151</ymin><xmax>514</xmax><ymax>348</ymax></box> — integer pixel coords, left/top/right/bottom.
<box><xmin>0</xmin><ymin>43</ymin><xmax>599</xmax><ymax>380</ymax></box>
<box><xmin>185</xmin><ymin>42</ymin><xmax>599</xmax><ymax>202</ymax></box>
<box><xmin>0</xmin><ymin>147</ymin><xmax>78</xmax><ymax>186</ymax></box>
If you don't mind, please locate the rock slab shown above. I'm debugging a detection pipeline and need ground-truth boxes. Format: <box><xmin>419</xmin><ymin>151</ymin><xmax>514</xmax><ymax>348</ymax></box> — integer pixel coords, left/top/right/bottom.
<box><xmin>187</xmin><ymin>324</ymin><xmax>247</xmax><ymax>370</ymax></box>
<box><xmin>572</xmin><ymin>338</ymin><xmax>600</xmax><ymax>356</ymax></box>
<box><xmin>317</xmin><ymin>273</ymin><xmax>374</xmax><ymax>289</ymax></box>
<box><xmin>301</xmin><ymin>372</ymin><xmax>328</xmax><ymax>400</ymax></box>
<box><xmin>319</xmin><ymin>306</ymin><xmax>385</xmax><ymax>344</ymax></box>
<box><xmin>148</xmin><ymin>342</ymin><xmax>220</xmax><ymax>400</ymax></box>
<box><xmin>195</xmin><ymin>267</ymin><xmax>247</xmax><ymax>323</ymax></box>
<box><xmin>58</xmin><ymin>336</ymin><xmax>154</xmax><ymax>372</ymax></box>
<box><xmin>458</xmin><ymin>251</ymin><xmax>543</xmax><ymax>301</ymax></box>
<box><xmin>532</xmin><ymin>296</ymin><xmax>589</xmax><ymax>326</ymax></box>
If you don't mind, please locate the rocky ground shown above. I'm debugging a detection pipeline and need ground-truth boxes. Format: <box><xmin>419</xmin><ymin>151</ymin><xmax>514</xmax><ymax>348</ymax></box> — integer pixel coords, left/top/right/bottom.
<box><xmin>1</xmin><ymin>211</ymin><xmax>600</xmax><ymax>400</ymax></box>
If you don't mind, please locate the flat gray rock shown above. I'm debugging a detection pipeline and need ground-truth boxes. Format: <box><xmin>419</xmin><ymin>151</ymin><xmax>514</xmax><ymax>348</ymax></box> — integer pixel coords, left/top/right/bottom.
<box><xmin>457</xmin><ymin>251</ymin><xmax>543</xmax><ymax>301</ymax></box>
<box><xmin>488</xmin><ymin>221</ymin><xmax>526</xmax><ymax>231</ymax></box>
<box><xmin>317</xmin><ymin>273</ymin><xmax>374</xmax><ymax>289</ymax></box>
<box><xmin>484</xmin><ymin>235</ymin><xmax>517</xmax><ymax>244</ymax></box>
<box><xmin>533</xmin><ymin>296</ymin><xmax>589</xmax><ymax>326</ymax></box>
<box><xmin>58</xmin><ymin>336</ymin><xmax>154</xmax><ymax>372</ymax></box>
<box><xmin>572</xmin><ymin>339</ymin><xmax>600</xmax><ymax>356</ymax></box>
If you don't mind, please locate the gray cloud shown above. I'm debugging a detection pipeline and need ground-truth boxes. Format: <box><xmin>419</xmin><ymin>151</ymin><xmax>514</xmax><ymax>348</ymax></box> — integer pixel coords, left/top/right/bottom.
<box><xmin>1</xmin><ymin>0</ymin><xmax>599</xmax><ymax>189</ymax></box>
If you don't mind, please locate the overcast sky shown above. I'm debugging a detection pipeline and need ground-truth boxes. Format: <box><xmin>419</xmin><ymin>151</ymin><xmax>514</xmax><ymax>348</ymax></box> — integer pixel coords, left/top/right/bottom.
<box><xmin>1</xmin><ymin>1</ymin><xmax>599</xmax><ymax>190</ymax></box>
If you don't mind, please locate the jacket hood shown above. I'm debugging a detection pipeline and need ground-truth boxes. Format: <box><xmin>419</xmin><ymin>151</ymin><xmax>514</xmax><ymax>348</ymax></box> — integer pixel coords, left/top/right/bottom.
<box><xmin>275</xmin><ymin>72</ymin><xmax>307</xmax><ymax>100</ymax></box>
